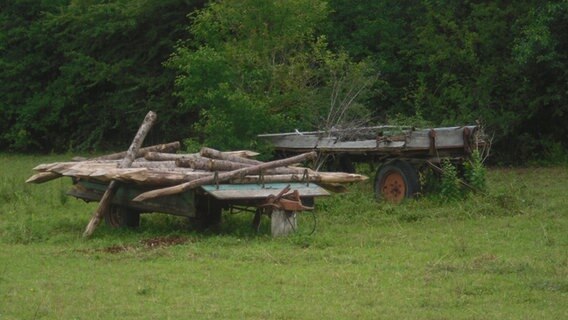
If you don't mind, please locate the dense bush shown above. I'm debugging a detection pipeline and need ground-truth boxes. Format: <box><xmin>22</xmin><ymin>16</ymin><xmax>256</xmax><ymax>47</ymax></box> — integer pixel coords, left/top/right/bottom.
<box><xmin>0</xmin><ymin>0</ymin><xmax>206</xmax><ymax>152</ymax></box>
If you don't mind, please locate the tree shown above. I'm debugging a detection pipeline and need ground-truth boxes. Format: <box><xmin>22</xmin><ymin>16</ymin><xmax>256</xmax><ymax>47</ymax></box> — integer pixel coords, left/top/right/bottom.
<box><xmin>0</xmin><ymin>0</ymin><xmax>206</xmax><ymax>152</ymax></box>
<box><xmin>169</xmin><ymin>0</ymin><xmax>377</xmax><ymax>151</ymax></box>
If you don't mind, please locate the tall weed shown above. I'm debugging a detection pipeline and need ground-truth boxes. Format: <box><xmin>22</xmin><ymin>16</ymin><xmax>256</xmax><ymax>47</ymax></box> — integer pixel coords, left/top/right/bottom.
<box><xmin>440</xmin><ymin>159</ymin><xmax>462</xmax><ymax>201</ymax></box>
<box><xmin>464</xmin><ymin>150</ymin><xmax>487</xmax><ymax>192</ymax></box>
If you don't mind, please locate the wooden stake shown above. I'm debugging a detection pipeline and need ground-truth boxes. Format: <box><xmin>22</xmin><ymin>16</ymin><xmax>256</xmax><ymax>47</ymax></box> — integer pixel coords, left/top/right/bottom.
<box><xmin>83</xmin><ymin>111</ymin><xmax>157</xmax><ymax>238</ymax></box>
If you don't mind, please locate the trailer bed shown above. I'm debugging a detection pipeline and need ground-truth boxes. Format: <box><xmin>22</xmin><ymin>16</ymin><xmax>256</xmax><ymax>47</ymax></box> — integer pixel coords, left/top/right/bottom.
<box><xmin>259</xmin><ymin>125</ymin><xmax>481</xmax><ymax>157</ymax></box>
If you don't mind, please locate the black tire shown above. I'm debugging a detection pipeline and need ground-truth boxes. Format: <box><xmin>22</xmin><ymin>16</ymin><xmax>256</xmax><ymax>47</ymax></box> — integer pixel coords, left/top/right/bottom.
<box><xmin>374</xmin><ymin>160</ymin><xmax>420</xmax><ymax>203</ymax></box>
<box><xmin>192</xmin><ymin>195</ymin><xmax>223</xmax><ymax>230</ymax></box>
<box><xmin>105</xmin><ymin>206</ymin><xmax>141</xmax><ymax>228</ymax></box>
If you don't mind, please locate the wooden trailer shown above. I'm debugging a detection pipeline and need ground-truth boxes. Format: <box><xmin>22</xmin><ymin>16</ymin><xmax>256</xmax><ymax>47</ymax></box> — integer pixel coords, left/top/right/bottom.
<box><xmin>28</xmin><ymin>148</ymin><xmax>367</xmax><ymax>236</ymax></box>
<box><xmin>27</xmin><ymin>111</ymin><xmax>368</xmax><ymax>237</ymax></box>
<box><xmin>259</xmin><ymin>125</ymin><xmax>486</xmax><ymax>203</ymax></box>
<box><xmin>67</xmin><ymin>179</ymin><xmax>330</xmax><ymax>236</ymax></box>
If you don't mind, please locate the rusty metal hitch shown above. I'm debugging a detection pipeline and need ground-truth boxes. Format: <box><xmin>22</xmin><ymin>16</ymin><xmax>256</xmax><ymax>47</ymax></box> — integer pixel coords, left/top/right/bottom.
<box><xmin>252</xmin><ymin>185</ymin><xmax>314</xmax><ymax>232</ymax></box>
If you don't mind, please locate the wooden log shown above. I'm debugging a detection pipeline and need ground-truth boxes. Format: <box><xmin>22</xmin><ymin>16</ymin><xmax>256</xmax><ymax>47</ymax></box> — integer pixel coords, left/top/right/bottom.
<box><xmin>83</xmin><ymin>111</ymin><xmax>157</xmax><ymax>238</ymax></box>
<box><xmin>29</xmin><ymin>160</ymin><xmax>205</xmax><ymax>184</ymax></box>
<box><xmin>229</xmin><ymin>172</ymin><xmax>368</xmax><ymax>184</ymax></box>
<box><xmin>90</xmin><ymin>141</ymin><xmax>180</xmax><ymax>160</ymax></box>
<box><xmin>200</xmin><ymin>147</ymin><xmax>311</xmax><ymax>174</ymax></box>
<box><xmin>33</xmin><ymin>160</ymin><xmax>119</xmax><ymax>172</ymax></box>
<box><xmin>33</xmin><ymin>163</ymin><xmax>365</xmax><ymax>186</ymax></box>
<box><xmin>176</xmin><ymin>156</ymin><xmax>250</xmax><ymax>171</ymax></box>
<box><xmin>76</xmin><ymin>168</ymin><xmax>211</xmax><ymax>185</ymax></box>
<box><xmin>33</xmin><ymin>159</ymin><xmax>178</xmax><ymax>173</ymax></box>
<box><xmin>25</xmin><ymin>172</ymin><xmax>61</xmax><ymax>184</ymax></box>
<box><xmin>223</xmin><ymin>150</ymin><xmax>260</xmax><ymax>158</ymax></box>
<box><xmin>200</xmin><ymin>147</ymin><xmax>262</xmax><ymax>165</ymax></box>
<box><xmin>144</xmin><ymin>152</ymin><xmax>198</xmax><ymax>161</ymax></box>
<box><xmin>133</xmin><ymin>151</ymin><xmax>317</xmax><ymax>201</ymax></box>
<box><xmin>132</xmin><ymin>160</ymin><xmax>178</xmax><ymax>169</ymax></box>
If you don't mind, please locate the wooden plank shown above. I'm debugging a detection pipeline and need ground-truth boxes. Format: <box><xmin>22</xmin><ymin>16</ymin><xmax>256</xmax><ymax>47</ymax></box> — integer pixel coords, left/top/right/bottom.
<box><xmin>405</xmin><ymin>127</ymin><xmax>468</xmax><ymax>149</ymax></box>
<box><xmin>262</xmin><ymin>125</ymin><xmax>478</xmax><ymax>153</ymax></box>
<box><xmin>265</xmin><ymin>135</ymin><xmax>322</xmax><ymax>149</ymax></box>
<box><xmin>201</xmin><ymin>183</ymin><xmax>330</xmax><ymax>200</ymax></box>
<box><xmin>68</xmin><ymin>180</ymin><xmax>195</xmax><ymax>217</ymax></box>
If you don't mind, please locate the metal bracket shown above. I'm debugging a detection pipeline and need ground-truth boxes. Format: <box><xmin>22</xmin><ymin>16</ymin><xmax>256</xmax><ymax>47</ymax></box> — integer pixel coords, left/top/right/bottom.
<box><xmin>429</xmin><ymin>129</ymin><xmax>437</xmax><ymax>156</ymax></box>
<box><xmin>302</xmin><ymin>169</ymin><xmax>310</xmax><ymax>186</ymax></box>
<box><xmin>213</xmin><ymin>171</ymin><xmax>219</xmax><ymax>190</ymax></box>
<box><xmin>259</xmin><ymin>169</ymin><xmax>265</xmax><ymax>188</ymax></box>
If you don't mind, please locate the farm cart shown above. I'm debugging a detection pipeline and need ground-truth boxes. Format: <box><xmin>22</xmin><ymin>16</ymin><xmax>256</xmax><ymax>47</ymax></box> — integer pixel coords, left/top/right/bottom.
<box><xmin>258</xmin><ymin>125</ymin><xmax>486</xmax><ymax>203</ymax></box>
<box><xmin>28</xmin><ymin>148</ymin><xmax>367</xmax><ymax>236</ymax></box>
<box><xmin>67</xmin><ymin>179</ymin><xmax>330</xmax><ymax>236</ymax></box>
<box><xmin>27</xmin><ymin>112</ymin><xmax>367</xmax><ymax>237</ymax></box>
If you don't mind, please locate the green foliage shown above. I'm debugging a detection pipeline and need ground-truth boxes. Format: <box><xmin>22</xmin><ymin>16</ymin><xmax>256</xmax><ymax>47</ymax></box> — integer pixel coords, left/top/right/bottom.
<box><xmin>168</xmin><ymin>0</ymin><xmax>325</xmax><ymax>150</ymax></box>
<box><xmin>0</xmin><ymin>0</ymin><xmax>205</xmax><ymax>152</ymax></box>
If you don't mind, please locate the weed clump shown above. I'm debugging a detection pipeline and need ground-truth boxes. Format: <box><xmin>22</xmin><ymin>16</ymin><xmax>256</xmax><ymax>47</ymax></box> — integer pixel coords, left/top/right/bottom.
<box><xmin>464</xmin><ymin>150</ymin><xmax>487</xmax><ymax>192</ymax></box>
<box><xmin>440</xmin><ymin>159</ymin><xmax>462</xmax><ymax>201</ymax></box>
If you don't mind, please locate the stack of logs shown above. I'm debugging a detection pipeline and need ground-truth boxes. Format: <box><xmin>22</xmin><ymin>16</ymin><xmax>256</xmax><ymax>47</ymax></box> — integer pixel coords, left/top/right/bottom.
<box><xmin>26</xmin><ymin>142</ymin><xmax>368</xmax><ymax>196</ymax></box>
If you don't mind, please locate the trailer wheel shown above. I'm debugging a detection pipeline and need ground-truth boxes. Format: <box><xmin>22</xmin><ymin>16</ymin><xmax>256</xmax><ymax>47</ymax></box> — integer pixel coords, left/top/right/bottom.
<box><xmin>105</xmin><ymin>206</ymin><xmax>140</xmax><ymax>228</ymax></box>
<box><xmin>192</xmin><ymin>196</ymin><xmax>223</xmax><ymax>230</ymax></box>
<box><xmin>374</xmin><ymin>160</ymin><xmax>420</xmax><ymax>203</ymax></box>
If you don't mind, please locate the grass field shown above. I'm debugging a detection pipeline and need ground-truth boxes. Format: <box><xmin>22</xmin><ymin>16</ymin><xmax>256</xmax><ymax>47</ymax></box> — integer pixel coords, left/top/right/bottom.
<box><xmin>0</xmin><ymin>154</ymin><xmax>566</xmax><ymax>319</ymax></box>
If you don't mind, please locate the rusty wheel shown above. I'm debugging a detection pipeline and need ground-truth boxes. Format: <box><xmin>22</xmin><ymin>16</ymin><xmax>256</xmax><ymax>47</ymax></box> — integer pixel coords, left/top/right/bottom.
<box><xmin>375</xmin><ymin>160</ymin><xmax>420</xmax><ymax>203</ymax></box>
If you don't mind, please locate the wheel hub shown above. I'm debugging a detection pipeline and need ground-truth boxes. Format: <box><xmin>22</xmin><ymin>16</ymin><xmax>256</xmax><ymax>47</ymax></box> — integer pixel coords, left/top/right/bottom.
<box><xmin>381</xmin><ymin>171</ymin><xmax>406</xmax><ymax>203</ymax></box>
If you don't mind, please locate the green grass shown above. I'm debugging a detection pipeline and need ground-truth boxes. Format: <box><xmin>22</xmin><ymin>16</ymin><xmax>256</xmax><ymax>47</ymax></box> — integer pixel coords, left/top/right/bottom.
<box><xmin>0</xmin><ymin>154</ymin><xmax>567</xmax><ymax>319</ymax></box>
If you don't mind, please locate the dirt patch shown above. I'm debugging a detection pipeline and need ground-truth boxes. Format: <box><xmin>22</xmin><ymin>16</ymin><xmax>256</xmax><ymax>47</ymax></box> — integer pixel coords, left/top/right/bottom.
<box><xmin>75</xmin><ymin>236</ymin><xmax>190</xmax><ymax>255</ymax></box>
<box><xmin>140</xmin><ymin>236</ymin><xmax>189</xmax><ymax>249</ymax></box>
<box><xmin>103</xmin><ymin>245</ymin><xmax>135</xmax><ymax>254</ymax></box>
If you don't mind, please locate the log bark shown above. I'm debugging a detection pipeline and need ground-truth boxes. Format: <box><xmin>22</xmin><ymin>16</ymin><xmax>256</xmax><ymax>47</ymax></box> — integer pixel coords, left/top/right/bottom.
<box><xmin>83</xmin><ymin>111</ymin><xmax>157</xmax><ymax>238</ymax></box>
<box><xmin>133</xmin><ymin>151</ymin><xmax>317</xmax><ymax>201</ymax></box>
<box><xmin>176</xmin><ymin>156</ymin><xmax>250</xmax><ymax>171</ymax></box>
<box><xmin>144</xmin><ymin>152</ymin><xmax>198</xmax><ymax>161</ymax></box>
<box><xmin>25</xmin><ymin>172</ymin><xmax>61</xmax><ymax>184</ymax></box>
<box><xmin>174</xmin><ymin>155</ymin><xmax>312</xmax><ymax>175</ymax></box>
<box><xmin>30</xmin><ymin>162</ymin><xmax>365</xmax><ymax>187</ymax></box>
<box><xmin>200</xmin><ymin>147</ymin><xmax>262</xmax><ymax>165</ymax></box>
<box><xmin>223</xmin><ymin>150</ymin><xmax>259</xmax><ymax>158</ymax></box>
<box><xmin>73</xmin><ymin>168</ymin><xmax>210</xmax><ymax>185</ymax></box>
<box><xmin>90</xmin><ymin>141</ymin><xmax>179</xmax><ymax>161</ymax></box>
<box><xmin>229</xmin><ymin>172</ymin><xmax>368</xmax><ymax>184</ymax></box>
<box><xmin>132</xmin><ymin>160</ymin><xmax>178</xmax><ymax>169</ymax></box>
